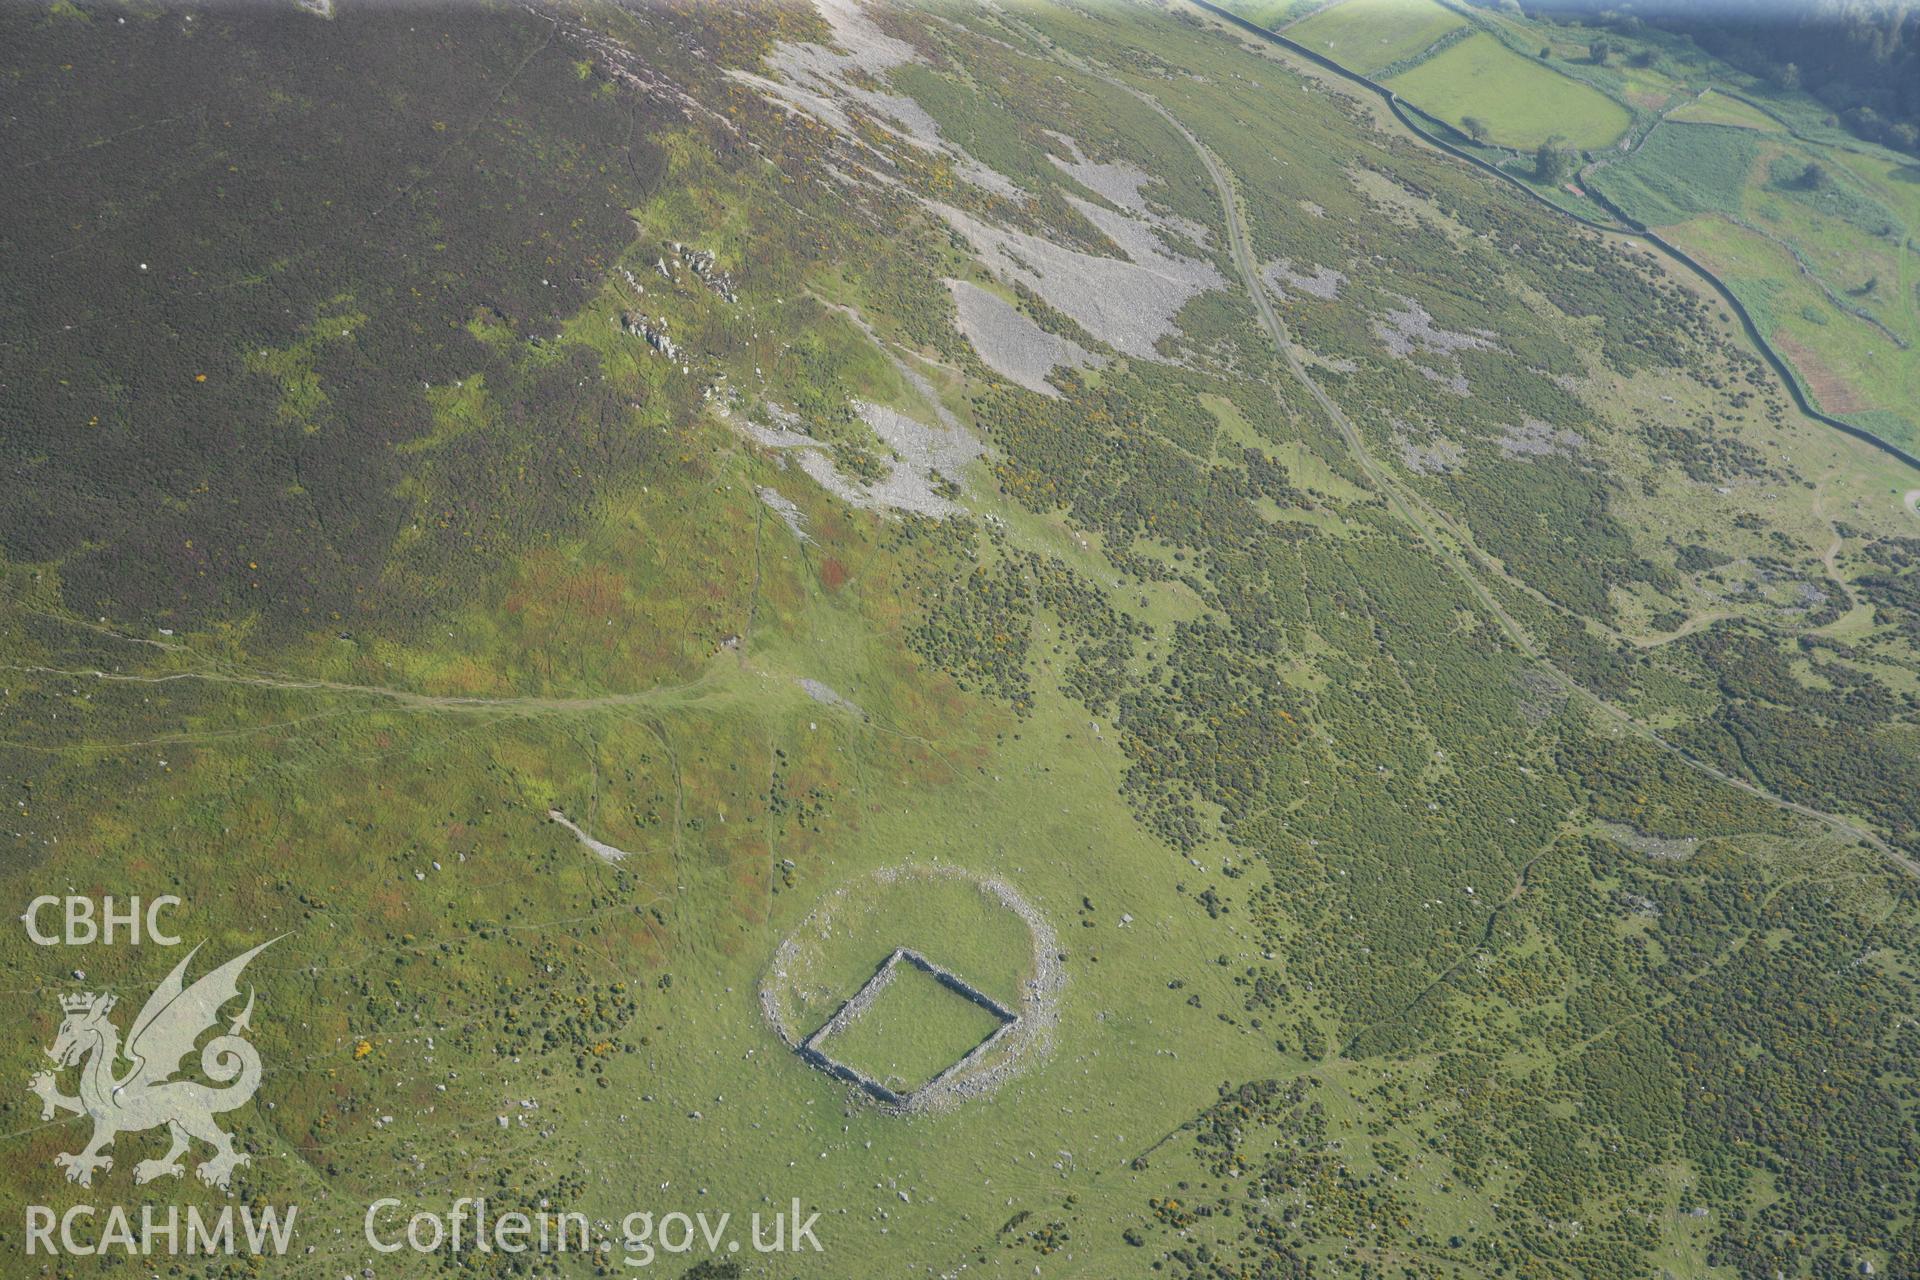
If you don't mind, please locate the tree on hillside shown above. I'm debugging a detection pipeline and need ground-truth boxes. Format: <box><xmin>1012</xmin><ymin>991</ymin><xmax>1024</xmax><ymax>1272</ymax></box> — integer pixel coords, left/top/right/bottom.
<box><xmin>1534</xmin><ymin>137</ymin><xmax>1572</xmax><ymax>184</ymax></box>
<box><xmin>1461</xmin><ymin>116</ymin><xmax>1490</xmax><ymax>142</ymax></box>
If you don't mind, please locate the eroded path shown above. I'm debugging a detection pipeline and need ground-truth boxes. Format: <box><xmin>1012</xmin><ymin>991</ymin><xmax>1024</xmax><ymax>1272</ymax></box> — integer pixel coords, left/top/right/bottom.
<box><xmin>7</xmin><ymin>661</ymin><xmax>720</xmax><ymax>718</ymax></box>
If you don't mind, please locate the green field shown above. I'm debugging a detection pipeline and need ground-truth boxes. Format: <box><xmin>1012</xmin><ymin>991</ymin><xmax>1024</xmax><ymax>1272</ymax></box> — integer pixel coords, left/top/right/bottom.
<box><xmin>1668</xmin><ymin>88</ymin><xmax>1786</xmax><ymax>132</ymax></box>
<box><xmin>1670</xmin><ymin>207</ymin><xmax>1920</xmax><ymax>451</ymax></box>
<box><xmin>1383</xmin><ymin>31</ymin><xmax>1632</xmax><ymax>148</ymax></box>
<box><xmin>1584</xmin><ymin>107</ymin><xmax>1919</xmax><ymax>451</ymax></box>
<box><xmin>1288</xmin><ymin>0</ymin><xmax>1466</xmax><ymax>76</ymax></box>
<box><xmin>1235</xmin><ymin>0</ymin><xmax>1323</xmax><ymax>30</ymax></box>
<box><xmin>1588</xmin><ymin>122</ymin><xmax>1759</xmax><ymax>224</ymax></box>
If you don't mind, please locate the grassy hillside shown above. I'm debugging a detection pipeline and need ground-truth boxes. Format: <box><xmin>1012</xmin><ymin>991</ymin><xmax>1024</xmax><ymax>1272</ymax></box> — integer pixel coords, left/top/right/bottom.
<box><xmin>1587</xmin><ymin>115</ymin><xmax>1919</xmax><ymax>453</ymax></box>
<box><xmin>1</xmin><ymin>1</ymin><xmax>1917</xmax><ymax>1278</ymax></box>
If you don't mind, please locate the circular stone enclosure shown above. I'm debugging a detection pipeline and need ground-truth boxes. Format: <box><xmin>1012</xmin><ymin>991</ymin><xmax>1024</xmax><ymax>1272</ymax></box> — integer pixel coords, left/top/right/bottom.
<box><xmin>761</xmin><ymin>863</ymin><xmax>1062</xmax><ymax>1111</ymax></box>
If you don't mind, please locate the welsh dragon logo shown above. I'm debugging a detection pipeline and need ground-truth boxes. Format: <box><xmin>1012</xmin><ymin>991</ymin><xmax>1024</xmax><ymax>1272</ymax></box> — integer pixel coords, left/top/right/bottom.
<box><xmin>29</xmin><ymin>940</ymin><xmax>275</xmax><ymax>1190</ymax></box>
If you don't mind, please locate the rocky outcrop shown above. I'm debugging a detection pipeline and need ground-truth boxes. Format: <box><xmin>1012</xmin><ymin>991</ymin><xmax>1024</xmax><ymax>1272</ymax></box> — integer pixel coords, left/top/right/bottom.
<box><xmin>621</xmin><ymin>312</ymin><xmax>679</xmax><ymax>359</ymax></box>
<box><xmin>672</xmin><ymin>242</ymin><xmax>738</xmax><ymax>303</ymax></box>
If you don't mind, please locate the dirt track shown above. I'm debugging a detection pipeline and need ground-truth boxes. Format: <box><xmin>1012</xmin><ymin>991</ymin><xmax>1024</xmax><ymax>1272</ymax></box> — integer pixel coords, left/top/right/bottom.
<box><xmin>1140</xmin><ymin>80</ymin><xmax>1920</xmax><ymax>883</ymax></box>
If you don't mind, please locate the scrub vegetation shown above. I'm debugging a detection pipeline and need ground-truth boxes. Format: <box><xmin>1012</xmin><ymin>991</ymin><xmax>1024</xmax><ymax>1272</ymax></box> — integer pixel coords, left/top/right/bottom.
<box><xmin>2</xmin><ymin>1</ymin><xmax>1916</xmax><ymax>1278</ymax></box>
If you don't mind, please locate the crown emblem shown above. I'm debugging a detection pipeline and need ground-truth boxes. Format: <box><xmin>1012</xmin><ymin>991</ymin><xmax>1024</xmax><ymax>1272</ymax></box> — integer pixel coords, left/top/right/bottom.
<box><xmin>60</xmin><ymin>992</ymin><xmax>110</xmax><ymax>1014</ymax></box>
